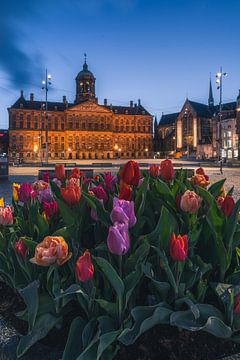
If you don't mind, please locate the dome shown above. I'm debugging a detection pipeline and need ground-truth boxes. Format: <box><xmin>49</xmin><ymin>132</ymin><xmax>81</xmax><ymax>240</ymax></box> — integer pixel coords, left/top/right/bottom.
<box><xmin>76</xmin><ymin>60</ymin><xmax>95</xmax><ymax>79</ymax></box>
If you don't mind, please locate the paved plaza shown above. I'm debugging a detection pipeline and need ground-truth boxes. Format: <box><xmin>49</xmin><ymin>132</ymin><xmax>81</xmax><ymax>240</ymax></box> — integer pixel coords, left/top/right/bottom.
<box><xmin>0</xmin><ymin>161</ymin><xmax>239</xmax><ymax>205</ymax></box>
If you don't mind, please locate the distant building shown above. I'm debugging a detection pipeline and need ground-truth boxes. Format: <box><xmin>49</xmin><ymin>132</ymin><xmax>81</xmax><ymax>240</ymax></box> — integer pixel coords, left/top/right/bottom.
<box><xmin>156</xmin><ymin>79</ymin><xmax>240</xmax><ymax>160</ymax></box>
<box><xmin>0</xmin><ymin>130</ymin><xmax>9</xmax><ymax>156</ymax></box>
<box><xmin>8</xmin><ymin>57</ymin><xmax>153</xmax><ymax>162</ymax></box>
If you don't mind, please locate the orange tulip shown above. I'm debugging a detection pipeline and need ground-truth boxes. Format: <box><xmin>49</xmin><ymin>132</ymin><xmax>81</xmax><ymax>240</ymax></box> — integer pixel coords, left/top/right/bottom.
<box><xmin>61</xmin><ymin>184</ymin><xmax>81</xmax><ymax>206</ymax></box>
<box><xmin>191</xmin><ymin>174</ymin><xmax>210</xmax><ymax>188</ymax></box>
<box><xmin>170</xmin><ymin>233</ymin><xmax>188</xmax><ymax>262</ymax></box>
<box><xmin>30</xmin><ymin>236</ymin><xmax>72</xmax><ymax>266</ymax></box>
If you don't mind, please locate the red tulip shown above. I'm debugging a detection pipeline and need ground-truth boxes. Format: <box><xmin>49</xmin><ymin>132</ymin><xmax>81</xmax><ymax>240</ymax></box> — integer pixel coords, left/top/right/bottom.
<box><xmin>170</xmin><ymin>233</ymin><xmax>188</xmax><ymax>262</ymax></box>
<box><xmin>119</xmin><ymin>183</ymin><xmax>132</xmax><ymax>201</ymax></box>
<box><xmin>43</xmin><ymin>201</ymin><xmax>58</xmax><ymax>221</ymax></box>
<box><xmin>234</xmin><ymin>293</ymin><xmax>240</xmax><ymax>314</ymax></box>
<box><xmin>76</xmin><ymin>250</ymin><xmax>94</xmax><ymax>282</ymax></box>
<box><xmin>70</xmin><ymin>168</ymin><xmax>81</xmax><ymax>179</ymax></box>
<box><xmin>15</xmin><ymin>239</ymin><xmax>28</xmax><ymax>258</ymax></box>
<box><xmin>221</xmin><ymin>195</ymin><xmax>235</xmax><ymax>217</ymax></box>
<box><xmin>149</xmin><ymin>164</ymin><xmax>160</xmax><ymax>178</ymax></box>
<box><xmin>61</xmin><ymin>184</ymin><xmax>81</xmax><ymax>206</ymax></box>
<box><xmin>55</xmin><ymin>164</ymin><xmax>66</xmax><ymax>180</ymax></box>
<box><xmin>120</xmin><ymin>160</ymin><xmax>140</xmax><ymax>186</ymax></box>
<box><xmin>160</xmin><ymin>159</ymin><xmax>174</xmax><ymax>181</ymax></box>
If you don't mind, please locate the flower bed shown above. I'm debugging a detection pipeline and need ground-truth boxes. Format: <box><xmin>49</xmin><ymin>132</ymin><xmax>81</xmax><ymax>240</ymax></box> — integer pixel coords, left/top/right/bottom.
<box><xmin>0</xmin><ymin>160</ymin><xmax>240</xmax><ymax>359</ymax></box>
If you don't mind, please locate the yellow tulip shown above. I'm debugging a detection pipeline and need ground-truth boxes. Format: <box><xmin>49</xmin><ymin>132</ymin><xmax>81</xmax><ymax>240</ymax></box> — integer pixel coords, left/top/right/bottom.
<box><xmin>13</xmin><ymin>183</ymin><xmax>20</xmax><ymax>202</ymax></box>
<box><xmin>0</xmin><ymin>198</ymin><xmax>4</xmax><ymax>207</ymax></box>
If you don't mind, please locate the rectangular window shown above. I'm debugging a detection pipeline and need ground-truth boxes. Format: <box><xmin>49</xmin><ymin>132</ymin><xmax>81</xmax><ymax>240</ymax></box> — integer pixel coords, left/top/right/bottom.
<box><xmin>227</xmin><ymin>131</ymin><xmax>232</xmax><ymax>137</ymax></box>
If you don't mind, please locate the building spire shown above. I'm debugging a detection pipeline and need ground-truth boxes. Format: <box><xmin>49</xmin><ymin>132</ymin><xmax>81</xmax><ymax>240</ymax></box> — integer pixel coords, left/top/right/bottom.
<box><xmin>208</xmin><ymin>73</ymin><xmax>214</xmax><ymax>108</ymax></box>
<box><xmin>83</xmin><ymin>53</ymin><xmax>88</xmax><ymax>70</ymax></box>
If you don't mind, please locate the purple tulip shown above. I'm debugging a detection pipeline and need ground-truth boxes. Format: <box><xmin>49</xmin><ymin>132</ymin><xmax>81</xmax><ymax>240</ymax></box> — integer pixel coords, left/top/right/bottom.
<box><xmin>104</xmin><ymin>172</ymin><xmax>117</xmax><ymax>192</ymax></box>
<box><xmin>18</xmin><ymin>183</ymin><xmax>34</xmax><ymax>203</ymax></box>
<box><xmin>38</xmin><ymin>188</ymin><xmax>53</xmax><ymax>203</ymax></box>
<box><xmin>107</xmin><ymin>223</ymin><xmax>130</xmax><ymax>255</ymax></box>
<box><xmin>111</xmin><ymin>197</ymin><xmax>136</xmax><ymax>228</ymax></box>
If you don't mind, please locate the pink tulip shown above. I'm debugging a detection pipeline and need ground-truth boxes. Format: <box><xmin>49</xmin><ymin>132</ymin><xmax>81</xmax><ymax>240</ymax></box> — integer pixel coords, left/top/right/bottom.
<box><xmin>0</xmin><ymin>205</ymin><xmax>13</xmax><ymax>225</ymax></box>
<box><xmin>43</xmin><ymin>201</ymin><xmax>58</xmax><ymax>221</ymax></box>
<box><xmin>180</xmin><ymin>190</ymin><xmax>202</xmax><ymax>214</ymax></box>
<box><xmin>15</xmin><ymin>239</ymin><xmax>27</xmax><ymax>258</ymax></box>
<box><xmin>107</xmin><ymin>223</ymin><xmax>130</xmax><ymax>255</ymax></box>
<box><xmin>90</xmin><ymin>185</ymin><xmax>108</xmax><ymax>204</ymax></box>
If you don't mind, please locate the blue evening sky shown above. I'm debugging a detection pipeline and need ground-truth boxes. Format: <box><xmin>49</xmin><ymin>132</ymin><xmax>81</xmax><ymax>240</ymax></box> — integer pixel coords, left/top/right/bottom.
<box><xmin>0</xmin><ymin>0</ymin><xmax>239</xmax><ymax>129</ymax></box>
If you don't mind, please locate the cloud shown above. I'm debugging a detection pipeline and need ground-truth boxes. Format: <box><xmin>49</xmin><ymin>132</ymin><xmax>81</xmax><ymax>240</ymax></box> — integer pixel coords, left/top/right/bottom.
<box><xmin>0</xmin><ymin>0</ymin><xmax>43</xmax><ymax>88</ymax></box>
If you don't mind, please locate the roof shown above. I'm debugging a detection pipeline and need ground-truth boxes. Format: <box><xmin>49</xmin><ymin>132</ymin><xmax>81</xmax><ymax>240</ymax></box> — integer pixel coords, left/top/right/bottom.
<box><xmin>188</xmin><ymin>100</ymin><xmax>213</xmax><ymax>118</ymax></box>
<box><xmin>221</xmin><ymin>101</ymin><xmax>236</xmax><ymax>111</ymax></box>
<box><xmin>159</xmin><ymin>112</ymin><xmax>179</xmax><ymax>126</ymax></box>
<box><xmin>103</xmin><ymin>104</ymin><xmax>152</xmax><ymax>116</ymax></box>
<box><xmin>10</xmin><ymin>97</ymin><xmax>152</xmax><ymax>116</ymax></box>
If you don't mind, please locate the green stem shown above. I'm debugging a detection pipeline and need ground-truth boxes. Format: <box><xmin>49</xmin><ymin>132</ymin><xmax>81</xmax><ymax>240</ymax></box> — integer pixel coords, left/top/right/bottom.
<box><xmin>118</xmin><ymin>255</ymin><xmax>123</xmax><ymax>325</ymax></box>
<box><xmin>175</xmin><ymin>261</ymin><xmax>180</xmax><ymax>299</ymax></box>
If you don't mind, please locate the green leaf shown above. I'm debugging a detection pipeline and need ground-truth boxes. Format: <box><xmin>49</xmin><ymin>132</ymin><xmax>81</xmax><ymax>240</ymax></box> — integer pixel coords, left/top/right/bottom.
<box><xmin>17</xmin><ymin>313</ymin><xmax>60</xmax><ymax>357</ymax></box>
<box><xmin>95</xmin><ymin>299</ymin><xmax>117</xmax><ymax>319</ymax></box>
<box><xmin>20</xmin><ymin>237</ymin><xmax>38</xmax><ymax>252</ymax></box>
<box><xmin>118</xmin><ymin>303</ymin><xmax>172</xmax><ymax>345</ymax></box>
<box><xmin>124</xmin><ymin>240</ymin><xmax>150</xmax><ymax>274</ymax></box>
<box><xmin>94</xmin><ymin>256</ymin><xmax>124</xmax><ymax>299</ymax></box>
<box><xmin>155</xmin><ymin>179</ymin><xmax>175</xmax><ymax>207</ymax></box>
<box><xmin>56</xmin><ymin>197</ymin><xmax>78</xmax><ymax>227</ymax></box>
<box><xmin>97</xmin><ymin>330</ymin><xmax>120</xmax><ymax>360</ymax></box>
<box><xmin>143</xmin><ymin>263</ymin><xmax>170</xmax><ymax>301</ymax></box>
<box><xmin>208</xmin><ymin>179</ymin><xmax>226</xmax><ymax>198</ymax></box>
<box><xmin>62</xmin><ymin>317</ymin><xmax>86</xmax><ymax>360</ymax></box>
<box><xmin>19</xmin><ymin>280</ymin><xmax>39</xmax><ymax>331</ymax></box>
<box><xmin>82</xmin><ymin>192</ymin><xmax>111</xmax><ymax>227</ymax></box>
<box><xmin>124</xmin><ymin>266</ymin><xmax>143</xmax><ymax>309</ymax></box>
<box><xmin>135</xmin><ymin>174</ymin><xmax>149</xmax><ymax>218</ymax></box>
<box><xmin>224</xmin><ymin>199</ymin><xmax>240</xmax><ymax>255</ymax></box>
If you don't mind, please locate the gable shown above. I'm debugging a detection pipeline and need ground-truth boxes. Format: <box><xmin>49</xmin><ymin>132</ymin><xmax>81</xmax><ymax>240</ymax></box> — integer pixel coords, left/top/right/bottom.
<box><xmin>68</xmin><ymin>101</ymin><xmax>112</xmax><ymax>114</ymax></box>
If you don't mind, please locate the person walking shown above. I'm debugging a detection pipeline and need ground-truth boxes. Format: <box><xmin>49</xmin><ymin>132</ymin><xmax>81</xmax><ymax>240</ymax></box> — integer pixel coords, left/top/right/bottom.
<box><xmin>219</xmin><ymin>158</ymin><xmax>223</xmax><ymax>175</ymax></box>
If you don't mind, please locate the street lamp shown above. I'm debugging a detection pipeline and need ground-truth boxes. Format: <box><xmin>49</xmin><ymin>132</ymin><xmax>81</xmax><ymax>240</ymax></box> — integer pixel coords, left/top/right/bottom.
<box><xmin>216</xmin><ymin>67</ymin><xmax>227</xmax><ymax>159</ymax></box>
<box><xmin>42</xmin><ymin>70</ymin><xmax>52</xmax><ymax>163</ymax></box>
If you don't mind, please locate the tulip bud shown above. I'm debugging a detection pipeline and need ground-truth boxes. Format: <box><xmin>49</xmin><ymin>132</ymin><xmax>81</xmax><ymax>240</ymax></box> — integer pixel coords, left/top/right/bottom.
<box><xmin>70</xmin><ymin>168</ymin><xmax>81</xmax><ymax>179</ymax></box>
<box><xmin>107</xmin><ymin>223</ymin><xmax>130</xmax><ymax>255</ymax></box>
<box><xmin>61</xmin><ymin>184</ymin><xmax>81</xmax><ymax>206</ymax></box>
<box><xmin>76</xmin><ymin>250</ymin><xmax>94</xmax><ymax>282</ymax></box>
<box><xmin>90</xmin><ymin>185</ymin><xmax>108</xmax><ymax>204</ymax></box>
<box><xmin>191</xmin><ymin>174</ymin><xmax>210</xmax><ymax>188</ymax></box>
<box><xmin>160</xmin><ymin>159</ymin><xmax>174</xmax><ymax>181</ymax></box>
<box><xmin>54</xmin><ymin>164</ymin><xmax>66</xmax><ymax>180</ymax></box>
<box><xmin>15</xmin><ymin>239</ymin><xmax>27</xmax><ymax>258</ymax></box>
<box><xmin>120</xmin><ymin>160</ymin><xmax>140</xmax><ymax>186</ymax></box>
<box><xmin>196</xmin><ymin>167</ymin><xmax>209</xmax><ymax>181</ymax></box>
<box><xmin>119</xmin><ymin>183</ymin><xmax>132</xmax><ymax>201</ymax></box>
<box><xmin>149</xmin><ymin>164</ymin><xmax>160</xmax><ymax>178</ymax></box>
<box><xmin>18</xmin><ymin>183</ymin><xmax>35</xmax><ymax>203</ymax></box>
<box><xmin>170</xmin><ymin>233</ymin><xmax>188</xmax><ymax>262</ymax></box>
<box><xmin>12</xmin><ymin>183</ymin><xmax>20</xmax><ymax>202</ymax></box>
<box><xmin>221</xmin><ymin>195</ymin><xmax>235</xmax><ymax>217</ymax></box>
<box><xmin>43</xmin><ymin>201</ymin><xmax>58</xmax><ymax>221</ymax></box>
<box><xmin>180</xmin><ymin>190</ymin><xmax>202</xmax><ymax>214</ymax></box>
<box><xmin>0</xmin><ymin>198</ymin><xmax>4</xmax><ymax>207</ymax></box>
<box><xmin>111</xmin><ymin>197</ymin><xmax>136</xmax><ymax>228</ymax></box>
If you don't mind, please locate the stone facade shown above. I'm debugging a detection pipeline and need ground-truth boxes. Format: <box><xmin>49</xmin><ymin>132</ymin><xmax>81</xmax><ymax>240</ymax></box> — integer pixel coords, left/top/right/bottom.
<box><xmin>8</xmin><ymin>60</ymin><xmax>153</xmax><ymax>162</ymax></box>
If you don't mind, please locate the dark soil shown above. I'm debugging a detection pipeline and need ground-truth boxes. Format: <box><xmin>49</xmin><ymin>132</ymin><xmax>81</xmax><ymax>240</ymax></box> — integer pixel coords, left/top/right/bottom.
<box><xmin>1</xmin><ymin>281</ymin><xmax>240</xmax><ymax>359</ymax></box>
<box><xmin>0</xmin><ymin>281</ymin><xmax>27</xmax><ymax>334</ymax></box>
<box><xmin>116</xmin><ymin>325</ymin><xmax>240</xmax><ymax>360</ymax></box>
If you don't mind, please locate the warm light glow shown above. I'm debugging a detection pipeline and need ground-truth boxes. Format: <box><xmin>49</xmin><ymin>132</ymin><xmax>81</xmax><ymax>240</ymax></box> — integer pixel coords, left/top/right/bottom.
<box><xmin>68</xmin><ymin>148</ymin><xmax>71</xmax><ymax>152</ymax></box>
<box><xmin>118</xmin><ymin>148</ymin><xmax>121</xmax><ymax>152</ymax></box>
<box><xmin>34</xmin><ymin>145</ymin><xmax>38</xmax><ymax>153</ymax></box>
<box><xmin>193</xmin><ymin>117</ymin><xmax>197</xmax><ymax>147</ymax></box>
<box><xmin>177</xmin><ymin>120</ymin><xmax>182</xmax><ymax>148</ymax></box>
<box><xmin>114</xmin><ymin>144</ymin><xmax>118</xmax><ymax>150</ymax></box>
<box><xmin>145</xmin><ymin>148</ymin><xmax>148</xmax><ymax>152</ymax></box>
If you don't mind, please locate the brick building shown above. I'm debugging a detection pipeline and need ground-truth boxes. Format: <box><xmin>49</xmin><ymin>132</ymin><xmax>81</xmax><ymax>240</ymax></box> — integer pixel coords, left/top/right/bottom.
<box><xmin>8</xmin><ymin>58</ymin><xmax>153</xmax><ymax>162</ymax></box>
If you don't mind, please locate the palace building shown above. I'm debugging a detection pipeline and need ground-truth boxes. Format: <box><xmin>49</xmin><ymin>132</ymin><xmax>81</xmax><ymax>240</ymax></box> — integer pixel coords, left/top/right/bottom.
<box><xmin>8</xmin><ymin>58</ymin><xmax>153</xmax><ymax>162</ymax></box>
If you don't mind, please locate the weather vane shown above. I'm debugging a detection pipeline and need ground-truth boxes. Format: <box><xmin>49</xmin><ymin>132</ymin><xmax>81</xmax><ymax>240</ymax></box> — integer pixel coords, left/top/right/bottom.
<box><xmin>84</xmin><ymin>53</ymin><xmax>87</xmax><ymax>63</ymax></box>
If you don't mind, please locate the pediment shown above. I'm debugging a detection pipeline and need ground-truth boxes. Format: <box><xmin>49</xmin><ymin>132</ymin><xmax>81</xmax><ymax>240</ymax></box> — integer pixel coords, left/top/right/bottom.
<box><xmin>68</xmin><ymin>101</ymin><xmax>112</xmax><ymax>114</ymax></box>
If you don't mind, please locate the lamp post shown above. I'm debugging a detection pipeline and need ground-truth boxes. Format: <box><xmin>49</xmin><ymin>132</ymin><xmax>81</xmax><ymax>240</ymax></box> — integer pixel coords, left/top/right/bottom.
<box><xmin>42</xmin><ymin>70</ymin><xmax>52</xmax><ymax>163</ymax></box>
<box><xmin>216</xmin><ymin>67</ymin><xmax>227</xmax><ymax>159</ymax></box>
